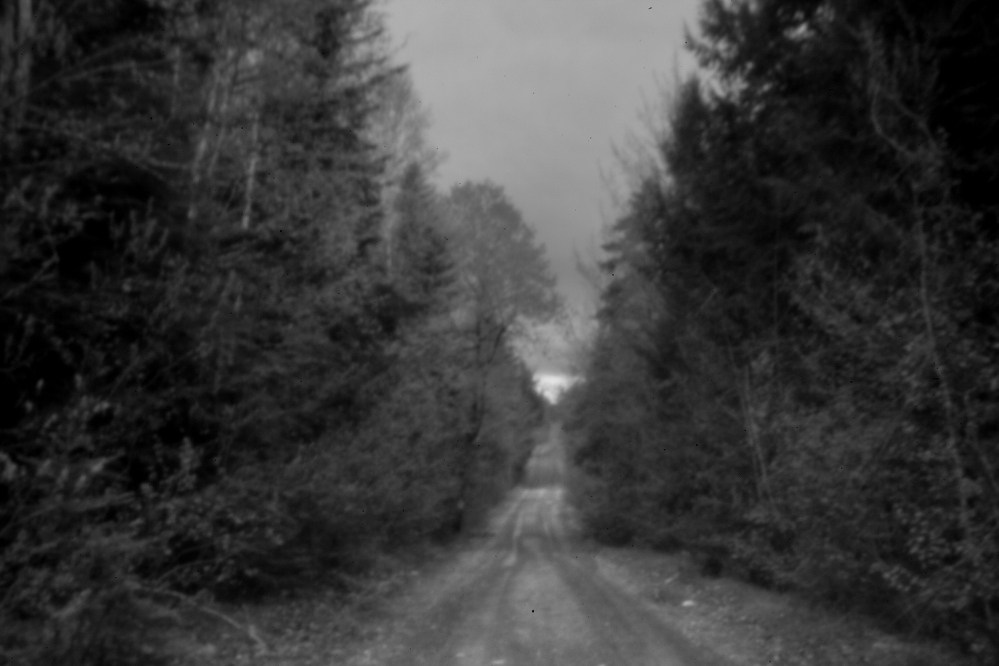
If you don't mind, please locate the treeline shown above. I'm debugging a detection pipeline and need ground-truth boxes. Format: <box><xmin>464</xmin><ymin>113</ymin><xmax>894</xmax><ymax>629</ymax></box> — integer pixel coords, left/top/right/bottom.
<box><xmin>0</xmin><ymin>1</ymin><xmax>556</xmax><ymax>664</ymax></box>
<box><xmin>566</xmin><ymin>0</ymin><xmax>999</xmax><ymax>659</ymax></box>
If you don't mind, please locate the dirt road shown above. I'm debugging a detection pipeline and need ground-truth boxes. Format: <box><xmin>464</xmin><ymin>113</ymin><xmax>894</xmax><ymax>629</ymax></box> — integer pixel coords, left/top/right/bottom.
<box><xmin>376</xmin><ymin>435</ymin><xmax>727</xmax><ymax>666</ymax></box>
<box><xmin>196</xmin><ymin>431</ymin><xmax>965</xmax><ymax>666</ymax></box>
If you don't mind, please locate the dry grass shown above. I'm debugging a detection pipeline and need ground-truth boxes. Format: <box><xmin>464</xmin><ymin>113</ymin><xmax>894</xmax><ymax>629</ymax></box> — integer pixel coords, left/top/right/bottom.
<box><xmin>595</xmin><ymin>546</ymin><xmax>972</xmax><ymax>666</ymax></box>
<box><xmin>155</xmin><ymin>542</ymin><xmax>455</xmax><ymax>666</ymax></box>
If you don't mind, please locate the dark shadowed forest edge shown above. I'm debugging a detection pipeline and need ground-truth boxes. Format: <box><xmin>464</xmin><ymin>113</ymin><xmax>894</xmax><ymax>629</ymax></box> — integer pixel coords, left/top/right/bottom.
<box><xmin>1</xmin><ymin>1</ymin><xmax>557</xmax><ymax>664</ymax></box>
<box><xmin>562</xmin><ymin>0</ymin><xmax>999</xmax><ymax>663</ymax></box>
<box><xmin>1</xmin><ymin>1</ymin><xmax>998</xmax><ymax>665</ymax></box>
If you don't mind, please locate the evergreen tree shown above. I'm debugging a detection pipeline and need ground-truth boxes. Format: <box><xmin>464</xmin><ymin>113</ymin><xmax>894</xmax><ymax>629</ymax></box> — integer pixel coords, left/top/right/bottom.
<box><xmin>572</xmin><ymin>0</ymin><xmax>999</xmax><ymax>656</ymax></box>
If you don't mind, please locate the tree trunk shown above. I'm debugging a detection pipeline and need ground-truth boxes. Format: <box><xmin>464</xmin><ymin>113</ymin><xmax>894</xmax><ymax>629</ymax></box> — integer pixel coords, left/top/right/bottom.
<box><xmin>1</xmin><ymin>0</ymin><xmax>33</xmax><ymax>146</ymax></box>
<box><xmin>188</xmin><ymin>47</ymin><xmax>239</xmax><ymax>223</ymax></box>
<box><xmin>241</xmin><ymin>106</ymin><xmax>260</xmax><ymax>230</ymax></box>
<box><xmin>918</xmin><ymin>219</ymin><xmax>971</xmax><ymax>540</ymax></box>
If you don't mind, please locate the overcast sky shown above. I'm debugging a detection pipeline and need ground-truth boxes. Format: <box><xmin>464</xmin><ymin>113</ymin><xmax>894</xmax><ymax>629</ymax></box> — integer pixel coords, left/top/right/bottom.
<box><xmin>381</xmin><ymin>0</ymin><xmax>703</xmax><ymax>312</ymax></box>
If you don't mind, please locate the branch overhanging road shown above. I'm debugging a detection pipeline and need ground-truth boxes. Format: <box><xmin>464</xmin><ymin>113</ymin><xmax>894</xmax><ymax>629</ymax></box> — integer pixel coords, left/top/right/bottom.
<box><xmin>379</xmin><ymin>428</ymin><xmax>729</xmax><ymax>666</ymax></box>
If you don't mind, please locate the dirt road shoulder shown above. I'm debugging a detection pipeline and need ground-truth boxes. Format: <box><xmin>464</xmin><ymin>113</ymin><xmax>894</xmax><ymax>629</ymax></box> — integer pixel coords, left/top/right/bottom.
<box><xmin>594</xmin><ymin>546</ymin><xmax>971</xmax><ymax>666</ymax></box>
<box><xmin>166</xmin><ymin>500</ymin><xmax>972</xmax><ymax>666</ymax></box>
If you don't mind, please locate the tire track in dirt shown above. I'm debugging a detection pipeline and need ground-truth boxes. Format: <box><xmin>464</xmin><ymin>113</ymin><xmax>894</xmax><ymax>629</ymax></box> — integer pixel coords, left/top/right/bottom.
<box><xmin>372</xmin><ymin>435</ymin><xmax>731</xmax><ymax>666</ymax></box>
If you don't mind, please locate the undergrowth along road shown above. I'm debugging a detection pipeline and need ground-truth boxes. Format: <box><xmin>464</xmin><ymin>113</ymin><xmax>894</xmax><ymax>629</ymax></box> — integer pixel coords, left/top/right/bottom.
<box><xmin>171</xmin><ymin>436</ymin><xmax>971</xmax><ymax>666</ymax></box>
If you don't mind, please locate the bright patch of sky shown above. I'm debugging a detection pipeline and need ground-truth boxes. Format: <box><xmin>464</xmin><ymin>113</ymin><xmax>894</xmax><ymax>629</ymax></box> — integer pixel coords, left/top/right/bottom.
<box><xmin>381</xmin><ymin>0</ymin><xmax>703</xmax><ymax>313</ymax></box>
<box><xmin>534</xmin><ymin>372</ymin><xmax>581</xmax><ymax>404</ymax></box>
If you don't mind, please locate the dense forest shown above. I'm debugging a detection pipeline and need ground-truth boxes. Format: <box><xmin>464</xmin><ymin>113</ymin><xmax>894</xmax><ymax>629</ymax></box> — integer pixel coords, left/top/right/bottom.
<box><xmin>565</xmin><ymin>0</ymin><xmax>999</xmax><ymax>660</ymax></box>
<box><xmin>0</xmin><ymin>1</ymin><xmax>557</xmax><ymax>663</ymax></box>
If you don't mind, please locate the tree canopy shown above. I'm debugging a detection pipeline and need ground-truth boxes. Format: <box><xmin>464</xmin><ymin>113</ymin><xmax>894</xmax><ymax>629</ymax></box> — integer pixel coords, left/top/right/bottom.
<box><xmin>0</xmin><ymin>3</ymin><xmax>554</xmax><ymax>663</ymax></box>
<box><xmin>566</xmin><ymin>0</ymin><xmax>999</xmax><ymax>659</ymax></box>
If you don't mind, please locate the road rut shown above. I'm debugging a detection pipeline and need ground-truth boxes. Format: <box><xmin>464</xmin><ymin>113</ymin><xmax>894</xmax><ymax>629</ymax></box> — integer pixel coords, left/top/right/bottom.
<box><xmin>379</xmin><ymin>435</ymin><xmax>728</xmax><ymax>666</ymax></box>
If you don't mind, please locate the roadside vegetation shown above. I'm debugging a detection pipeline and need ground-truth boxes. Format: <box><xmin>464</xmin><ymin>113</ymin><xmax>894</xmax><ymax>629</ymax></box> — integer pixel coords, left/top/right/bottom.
<box><xmin>564</xmin><ymin>0</ymin><xmax>999</xmax><ymax>661</ymax></box>
<box><xmin>0</xmin><ymin>2</ymin><xmax>557</xmax><ymax>664</ymax></box>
